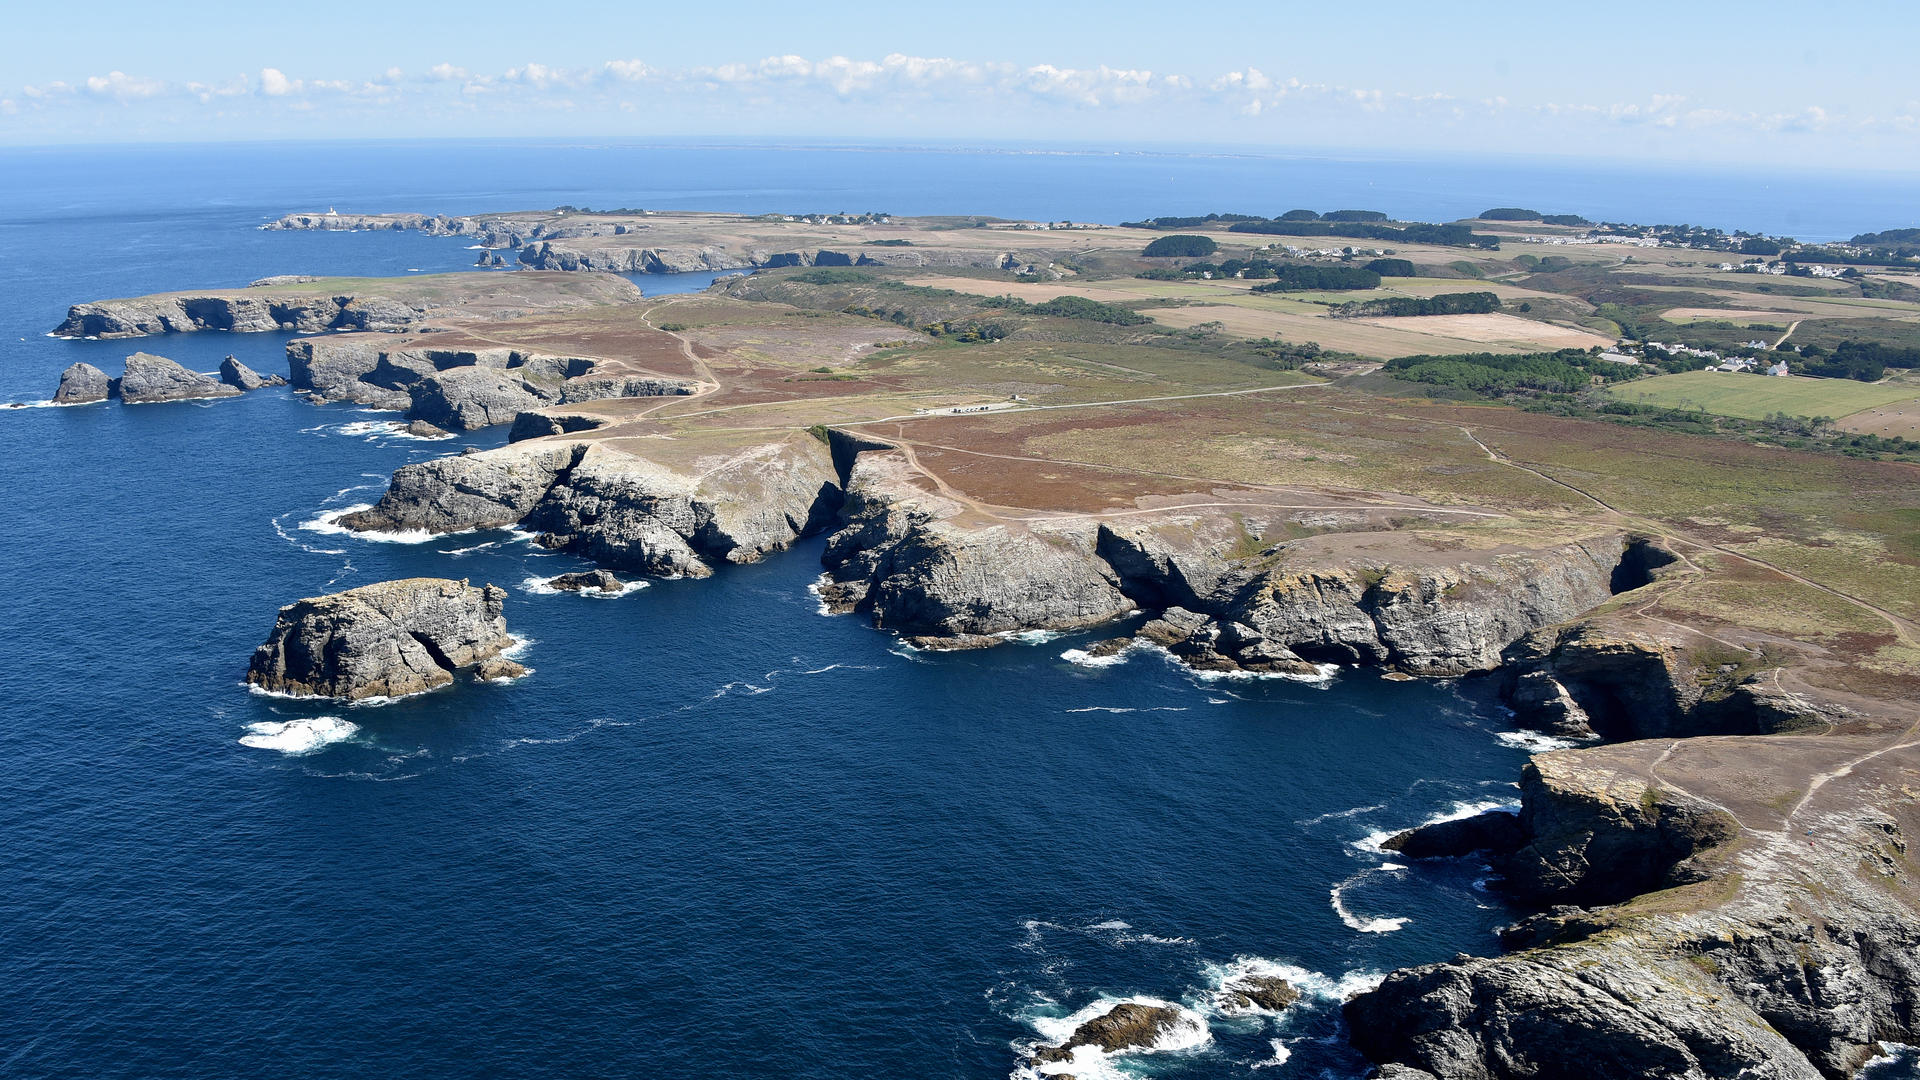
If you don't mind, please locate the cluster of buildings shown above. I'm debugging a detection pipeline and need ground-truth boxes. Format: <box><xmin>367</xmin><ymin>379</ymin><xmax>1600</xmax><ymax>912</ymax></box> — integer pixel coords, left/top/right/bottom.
<box><xmin>1704</xmin><ymin>355</ymin><xmax>1790</xmax><ymax>376</ymax></box>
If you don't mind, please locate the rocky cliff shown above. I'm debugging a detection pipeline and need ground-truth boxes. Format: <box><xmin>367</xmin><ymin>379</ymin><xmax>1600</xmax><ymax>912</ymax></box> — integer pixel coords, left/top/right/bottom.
<box><xmin>516</xmin><ymin>240</ymin><xmax>1020</xmax><ymax>274</ymax></box>
<box><xmin>1502</xmin><ymin>619</ymin><xmax>1825</xmax><ymax>741</ymax></box>
<box><xmin>57</xmin><ymin>292</ymin><xmax>428</xmax><ymax>339</ymax></box>
<box><xmin>338</xmin><ymin>433</ymin><xmax>840</xmax><ymax>576</ymax></box>
<box><xmin>1347</xmin><ymin>734</ymin><xmax>1920</xmax><ymax>1078</ymax></box>
<box><xmin>818</xmin><ymin>446</ymin><xmax>1636</xmax><ymax>669</ymax></box>
<box><xmin>284</xmin><ymin>336</ymin><xmax>693</xmax><ymax>428</ymax></box>
<box><xmin>53</xmin><ymin>273</ymin><xmax>641</xmax><ymax>340</ymax></box>
<box><xmin>246</xmin><ymin>578</ymin><xmax>524</xmax><ymax>700</ymax></box>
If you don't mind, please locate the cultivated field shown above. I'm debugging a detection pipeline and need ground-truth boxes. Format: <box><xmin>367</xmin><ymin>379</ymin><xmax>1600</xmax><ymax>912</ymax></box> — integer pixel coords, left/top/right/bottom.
<box><xmin>1606</xmin><ymin>370</ymin><xmax>1920</xmax><ymax>420</ymax></box>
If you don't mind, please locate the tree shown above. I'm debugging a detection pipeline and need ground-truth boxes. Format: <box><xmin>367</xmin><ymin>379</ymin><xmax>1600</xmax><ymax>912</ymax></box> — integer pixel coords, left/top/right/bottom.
<box><xmin>1142</xmin><ymin>235</ymin><xmax>1217</xmax><ymax>258</ymax></box>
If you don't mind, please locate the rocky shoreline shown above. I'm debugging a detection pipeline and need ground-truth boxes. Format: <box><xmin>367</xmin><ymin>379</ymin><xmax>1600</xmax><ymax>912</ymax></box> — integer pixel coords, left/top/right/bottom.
<box><xmin>263</xmin><ymin>210</ymin><xmax>1025</xmax><ymax>274</ymax></box>
<box><xmin>330</xmin><ymin>421</ymin><xmax>1920</xmax><ymax>1079</ymax></box>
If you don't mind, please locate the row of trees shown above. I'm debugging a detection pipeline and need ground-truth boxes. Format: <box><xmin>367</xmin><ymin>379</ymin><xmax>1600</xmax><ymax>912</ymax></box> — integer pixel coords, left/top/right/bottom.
<box><xmin>1249</xmin><ymin>265</ymin><xmax>1382</xmax><ymax>291</ymax></box>
<box><xmin>1329</xmin><ymin>292</ymin><xmax>1500</xmax><ymax>318</ymax></box>
<box><xmin>1383</xmin><ymin>349</ymin><xmax>1638</xmax><ymax>395</ymax></box>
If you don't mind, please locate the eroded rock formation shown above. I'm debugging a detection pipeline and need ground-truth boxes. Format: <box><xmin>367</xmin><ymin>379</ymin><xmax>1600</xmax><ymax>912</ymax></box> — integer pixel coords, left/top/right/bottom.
<box><xmin>246</xmin><ymin>578</ymin><xmax>522</xmax><ymax>700</ymax></box>
<box><xmin>219</xmin><ymin>356</ymin><xmax>285</xmax><ymax>390</ymax></box>
<box><xmin>52</xmin><ymin>362</ymin><xmax>111</xmax><ymax>404</ymax></box>
<box><xmin>115</xmin><ymin>353</ymin><xmax>242</xmax><ymax>403</ymax></box>
<box><xmin>338</xmin><ymin>434</ymin><xmax>840</xmax><ymax>577</ymax></box>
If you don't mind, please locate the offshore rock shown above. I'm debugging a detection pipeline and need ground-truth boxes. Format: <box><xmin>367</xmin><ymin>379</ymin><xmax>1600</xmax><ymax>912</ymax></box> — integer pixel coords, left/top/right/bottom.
<box><xmin>1384</xmin><ymin>808</ymin><xmax>1525</xmax><ymax>860</ymax></box>
<box><xmin>114</xmin><ymin>352</ymin><xmax>241</xmax><ymax>403</ymax></box>
<box><xmin>218</xmin><ymin>356</ymin><xmax>285</xmax><ymax>390</ymax></box>
<box><xmin>403</xmin><ymin>420</ymin><xmax>452</xmax><ymax>439</ymax></box>
<box><xmin>545</xmin><ymin>570</ymin><xmax>625</xmax><ymax>592</ymax></box>
<box><xmin>52</xmin><ymin>362</ymin><xmax>111</xmax><ymax>404</ymax></box>
<box><xmin>1029</xmin><ymin>1003</ymin><xmax>1192</xmax><ymax>1065</ymax></box>
<box><xmin>246</xmin><ymin>578</ymin><xmax>520</xmax><ymax>701</ymax></box>
<box><xmin>1213</xmin><ymin>974</ymin><xmax>1300</xmax><ymax>1013</ymax></box>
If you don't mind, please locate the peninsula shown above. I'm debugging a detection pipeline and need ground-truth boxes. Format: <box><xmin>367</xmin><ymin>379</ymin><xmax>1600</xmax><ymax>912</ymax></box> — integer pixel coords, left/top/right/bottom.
<box><xmin>67</xmin><ymin>203</ymin><xmax>1920</xmax><ymax>1078</ymax></box>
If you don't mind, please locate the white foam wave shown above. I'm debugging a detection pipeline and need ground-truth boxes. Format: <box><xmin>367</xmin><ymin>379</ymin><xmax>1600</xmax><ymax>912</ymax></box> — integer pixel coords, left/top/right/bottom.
<box><xmin>1059</xmin><ymin>644</ymin><xmax>1133</xmax><ymax>668</ymax></box>
<box><xmin>1201</xmin><ymin>956</ymin><xmax>1385</xmax><ymax>1009</ymax></box>
<box><xmin>518</xmin><ymin>573</ymin><xmax>648</xmax><ymax>597</ymax></box>
<box><xmin>1189</xmin><ymin>660</ymin><xmax>1341</xmax><ymax>684</ymax></box>
<box><xmin>1064</xmin><ymin>705</ymin><xmax>1188</xmax><ymax>714</ymax></box>
<box><xmin>1248</xmin><ymin>1040</ymin><xmax>1292</xmax><ymax>1069</ymax></box>
<box><xmin>1001</xmin><ymin>629</ymin><xmax>1064</xmax><ymax>645</ymax></box>
<box><xmin>1087</xmin><ymin>919</ymin><xmax>1130</xmax><ymax>930</ymax></box>
<box><xmin>271</xmin><ymin>514</ymin><xmax>347</xmax><ymax>556</ymax></box>
<box><xmin>1351</xmin><ymin>798</ymin><xmax>1519</xmax><ymax>855</ymax></box>
<box><xmin>239</xmin><ymin>716</ymin><xmax>359</xmax><ymax>754</ymax></box>
<box><xmin>1296</xmin><ymin>803</ymin><xmax>1387</xmax><ymax>827</ymax></box>
<box><xmin>807</xmin><ymin>575</ymin><xmax>837</xmax><ymax>616</ymax></box>
<box><xmin>1020</xmin><ymin>996</ymin><xmax>1211</xmax><ymax>1078</ymax></box>
<box><xmin>1496</xmin><ymin>729</ymin><xmax>1592</xmax><ymax>753</ymax></box>
<box><xmin>301</xmin><ymin>504</ymin><xmax>441</xmax><ymax>544</ymax></box>
<box><xmin>1330</xmin><ymin>880</ymin><xmax>1409</xmax><ymax>934</ymax></box>
<box><xmin>9</xmin><ymin>398</ymin><xmax>103</xmax><ymax>409</ymax></box>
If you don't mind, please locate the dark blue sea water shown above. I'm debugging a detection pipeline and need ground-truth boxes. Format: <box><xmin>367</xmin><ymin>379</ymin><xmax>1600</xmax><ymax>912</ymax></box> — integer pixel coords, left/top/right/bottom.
<box><xmin>2</xmin><ymin>142</ymin><xmax>1912</xmax><ymax>1080</ymax></box>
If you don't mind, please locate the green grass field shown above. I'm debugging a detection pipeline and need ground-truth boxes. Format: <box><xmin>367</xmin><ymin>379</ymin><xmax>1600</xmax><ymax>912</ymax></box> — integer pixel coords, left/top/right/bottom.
<box><xmin>1606</xmin><ymin>370</ymin><xmax>1920</xmax><ymax>420</ymax></box>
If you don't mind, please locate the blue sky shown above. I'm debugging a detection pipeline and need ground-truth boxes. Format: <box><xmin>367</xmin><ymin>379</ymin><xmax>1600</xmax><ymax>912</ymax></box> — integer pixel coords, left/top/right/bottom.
<box><xmin>6</xmin><ymin>0</ymin><xmax>1917</xmax><ymax>169</ymax></box>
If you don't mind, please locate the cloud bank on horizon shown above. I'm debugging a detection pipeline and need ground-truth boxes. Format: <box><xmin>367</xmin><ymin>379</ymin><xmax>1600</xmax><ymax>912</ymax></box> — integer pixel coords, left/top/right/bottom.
<box><xmin>4</xmin><ymin>42</ymin><xmax>1915</xmax><ymax>168</ymax></box>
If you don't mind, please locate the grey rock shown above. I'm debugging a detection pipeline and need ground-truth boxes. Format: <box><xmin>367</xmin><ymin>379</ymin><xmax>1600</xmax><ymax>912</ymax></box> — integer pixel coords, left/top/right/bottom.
<box><xmin>339</xmin><ymin>434</ymin><xmax>839</xmax><ymax>577</ymax></box>
<box><xmin>820</xmin><ymin>451</ymin><xmax>1132</xmax><ymax>638</ymax></box>
<box><xmin>114</xmin><ymin>352</ymin><xmax>241</xmax><ymax>403</ymax></box>
<box><xmin>218</xmin><ymin>356</ymin><xmax>286</xmax><ymax>390</ymax></box>
<box><xmin>246</xmin><ymin>578</ymin><xmax>521</xmax><ymax>700</ymax></box>
<box><xmin>545</xmin><ymin>570</ymin><xmax>625</xmax><ymax>593</ymax></box>
<box><xmin>1384</xmin><ymin>808</ymin><xmax>1525</xmax><ymax>860</ymax></box>
<box><xmin>52</xmin><ymin>362</ymin><xmax>111</xmax><ymax>404</ymax></box>
<box><xmin>508</xmin><ymin>411</ymin><xmax>607</xmax><ymax>442</ymax></box>
<box><xmin>408</xmin><ymin>366</ymin><xmax>555</xmax><ymax>431</ymax></box>
<box><xmin>1029</xmin><ymin>1002</ymin><xmax>1191</xmax><ymax>1065</ymax></box>
<box><xmin>404</xmin><ymin>419</ymin><xmax>452</xmax><ymax>439</ymax></box>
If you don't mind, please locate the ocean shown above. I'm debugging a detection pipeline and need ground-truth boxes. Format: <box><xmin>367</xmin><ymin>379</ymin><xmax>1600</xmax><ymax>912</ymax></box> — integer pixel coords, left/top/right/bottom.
<box><xmin>1</xmin><ymin>140</ymin><xmax>1912</xmax><ymax>1080</ymax></box>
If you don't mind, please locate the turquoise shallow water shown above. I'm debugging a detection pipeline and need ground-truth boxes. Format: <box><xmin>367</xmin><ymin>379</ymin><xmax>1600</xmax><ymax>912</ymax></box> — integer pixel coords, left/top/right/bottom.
<box><xmin>2</xmin><ymin>141</ymin><xmax>1911</xmax><ymax>1079</ymax></box>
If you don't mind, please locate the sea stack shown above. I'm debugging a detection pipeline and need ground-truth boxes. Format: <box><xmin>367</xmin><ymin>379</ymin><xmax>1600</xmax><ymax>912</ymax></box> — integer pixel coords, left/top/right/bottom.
<box><xmin>116</xmin><ymin>352</ymin><xmax>241</xmax><ymax>403</ymax></box>
<box><xmin>218</xmin><ymin>355</ymin><xmax>286</xmax><ymax>390</ymax></box>
<box><xmin>52</xmin><ymin>362</ymin><xmax>112</xmax><ymax>404</ymax></box>
<box><xmin>247</xmin><ymin>578</ymin><xmax>525</xmax><ymax>700</ymax></box>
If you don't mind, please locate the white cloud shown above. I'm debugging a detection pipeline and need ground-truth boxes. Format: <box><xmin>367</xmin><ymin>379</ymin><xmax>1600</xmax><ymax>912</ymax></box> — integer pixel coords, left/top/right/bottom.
<box><xmin>84</xmin><ymin>71</ymin><xmax>166</xmax><ymax>101</ymax></box>
<box><xmin>259</xmin><ymin>68</ymin><xmax>300</xmax><ymax>96</ymax></box>
<box><xmin>603</xmin><ymin>59</ymin><xmax>651</xmax><ymax>82</ymax></box>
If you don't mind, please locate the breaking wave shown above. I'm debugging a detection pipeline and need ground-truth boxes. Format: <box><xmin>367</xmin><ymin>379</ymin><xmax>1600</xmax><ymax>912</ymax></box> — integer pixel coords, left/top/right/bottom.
<box><xmin>239</xmin><ymin>716</ymin><xmax>359</xmax><ymax>754</ymax></box>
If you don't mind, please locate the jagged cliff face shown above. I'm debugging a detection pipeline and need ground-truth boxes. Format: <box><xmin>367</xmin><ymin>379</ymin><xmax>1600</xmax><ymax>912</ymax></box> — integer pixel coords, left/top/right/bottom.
<box><xmin>516</xmin><ymin>240</ymin><xmax>1021</xmax><ymax>274</ymax></box>
<box><xmin>1347</xmin><ymin>734</ymin><xmax>1920</xmax><ymax>1079</ymax></box>
<box><xmin>819</xmin><ymin>448</ymin><xmax>1632</xmax><ymax>670</ymax></box>
<box><xmin>339</xmin><ymin>435</ymin><xmax>841</xmax><ymax>577</ymax></box>
<box><xmin>56</xmin><ymin>293</ymin><xmax>429</xmax><ymax>339</ymax></box>
<box><xmin>818</xmin><ymin>453</ymin><xmax>1133</xmax><ymax>644</ymax></box>
<box><xmin>1502</xmin><ymin>620</ymin><xmax>1825</xmax><ymax>741</ymax></box>
<box><xmin>284</xmin><ymin>337</ymin><xmax>693</xmax><ymax>428</ymax></box>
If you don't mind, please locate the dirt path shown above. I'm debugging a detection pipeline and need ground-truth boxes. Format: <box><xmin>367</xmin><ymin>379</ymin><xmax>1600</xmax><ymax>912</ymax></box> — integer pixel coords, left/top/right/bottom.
<box><xmin>1458</xmin><ymin>423</ymin><xmax>1919</xmax><ymax>648</ymax></box>
<box><xmin>1774</xmin><ymin>320</ymin><xmax>1801</xmax><ymax>349</ymax></box>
